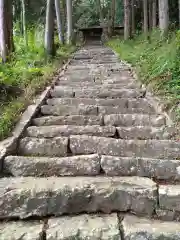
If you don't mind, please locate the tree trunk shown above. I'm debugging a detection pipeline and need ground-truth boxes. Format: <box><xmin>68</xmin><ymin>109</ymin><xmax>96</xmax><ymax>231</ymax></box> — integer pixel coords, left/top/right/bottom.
<box><xmin>97</xmin><ymin>0</ymin><xmax>104</xmax><ymax>27</ymax></box>
<box><xmin>179</xmin><ymin>0</ymin><xmax>180</xmax><ymax>28</ymax></box>
<box><xmin>44</xmin><ymin>0</ymin><xmax>55</xmax><ymax>56</ymax></box>
<box><xmin>55</xmin><ymin>0</ymin><xmax>64</xmax><ymax>44</ymax></box>
<box><xmin>143</xmin><ymin>0</ymin><xmax>148</xmax><ymax>37</ymax></box>
<box><xmin>21</xmin><ymin>0</ymin><xmax>28</xmax><ymax>47</ymax></box>
<box><xmin>66</xmin><ymin>0</ymin><xmax>72</xmax><ymax>44</ymax></box>
<box><xmin>148</xmin><ymin>0</ymin><xmax>152</xmax><ymax>30</ymax></box>
<box><xmin>131</xmin><ymin>0</ymin><xmax>135</xmax><ymax>35</ymax></box>
<box><xmin>0</xmin><ymin>0</ymin><xmax>13</xmax><ymax>62</ymax></box>
<box><xmin>111</xmin><ymin>0</ymin><xmax>116</xmax><ymax>34</ymax></box>
<box><xmin>158</xmin><ymin>0</ymin><xmax>169</xmax><ymax>34</ymax></box>
<box><xmin>124</xmin><ymin>0</ymin><xmax>131</xmax><ymax>40</ymax></box>
<box><xmin>152</xmin><ymin>0</ymin><xmax>157</xmax><ymax>28</ymax></box>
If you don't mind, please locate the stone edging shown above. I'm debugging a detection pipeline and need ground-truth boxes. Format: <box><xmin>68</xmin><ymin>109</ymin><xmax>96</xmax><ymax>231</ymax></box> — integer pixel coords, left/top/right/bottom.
<box><xmin>0</xmin><ymin>55</ymin><xmax>74</xmax><ymax>171</ymax></box>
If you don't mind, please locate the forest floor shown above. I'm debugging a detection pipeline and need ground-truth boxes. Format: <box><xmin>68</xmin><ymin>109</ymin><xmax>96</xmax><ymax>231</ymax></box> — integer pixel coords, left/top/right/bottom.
<box><xmin>0</xmin><ymin>44</ymin><xmax>75</xmax><ymax>140</ymax></box>
<box><xmin>108</xmin><ymin>30</ymin><xmax>180</xmax><ymax>123</ymax></box>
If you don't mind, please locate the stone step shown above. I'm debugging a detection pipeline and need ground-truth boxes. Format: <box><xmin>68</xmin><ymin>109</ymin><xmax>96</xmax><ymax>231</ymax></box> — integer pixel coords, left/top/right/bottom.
<box><xmin>47</xmin><ymin>97</ymin><xmax>129</xmax><ymax>107</ymax></box>
<box><xmin>1</xmin><ymin>214</ymin><xmax>180</xmax><ymax>239</ymax></box>
<box><xmin>4</xmin><ymin>154</ymin><xmax>100</xmax><ymax>177</ymax></box>
<box><xmin>104</xmin><ymin>114</ymin><xmax>166</xmax><ymax>127</ymax></box>
<box><xmin>57</xmin><ymin>81</ymin><xmax>139</xmax><ymax>89</ymax></box>
<box><xmin>26</xmin><ymin>125</ymin><xmax>175</xmax><ymax>140</ymax></box>
<box><xmin>51</xmin><ymin>86</ymin><xmax>145</xmax><ymax>98</ymax></box>
<box><xmin>46</xmin><ymin>214</ymin><xmax>120</xmax><ymax>239</ymax></box>
<box><xmin>122</xmin><ymin>215</ymin><xmax>180</xmax><ymax>239</ymax></box>
<box><xmin>101</xmin><ymin>155</ymin><xmax>180</xmax><ymax>180</ymax></box>
<box><xmin>26</xmin><ymin>125</ymin><xmax>116</xmax><ymax>138</ymax></box>
<box><xmin>19</xmin><ymin>137</ymin><xmax>68</xmax><ymax>156</ymax></box>
<box><xmin>47</xmin><ymin>98</ymin><xmax>155</xmax><ymax>113</ymax></box>
<box><xmin>58</xmin><ymin>75</ymin><xmax>94</xmax><ymax>82</ymax></box>
<box><xmin>70</xmin><ymin>135</ymin><xmax>180</xmax><ymax>159</ymax></box>
<box><xmin>5</xmin><ymin>154</ymin><xmax>180</xmax><ymax>181</ymax></box>
<box><xmin>41</xmin><ymin>104</ymin><xmax>98</xmax><ymax>116</ymax></box>
<box><xmin>32</xmin><ymin>115</ymin><xmax>103</xmax><ymax>126</ymax></box>
<box><xmin>19</xmin><ymin>135</ymin><xmax>180</xmax><ymax>158</ymax></box>
<box><xmin>0</xmin><ymin>176</ymin><xmax>156</xmax><ymax>219</ymax></box>
<box><xmin>41</xmin><ymin>103</ymin><xmax>154</xmax><ymax>116</ymax></box>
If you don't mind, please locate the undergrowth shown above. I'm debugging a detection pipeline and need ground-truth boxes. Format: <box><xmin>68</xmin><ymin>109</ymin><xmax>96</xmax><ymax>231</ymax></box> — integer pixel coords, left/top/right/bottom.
<box><xmin>108</xmin><ymin>29</ymin><xmax>180</xmax><ymax>121</ymax></box>
<box><xmin>0</xmin><ymin>27</ymin><xmax>75</xmax><ymax>140</ymax></box>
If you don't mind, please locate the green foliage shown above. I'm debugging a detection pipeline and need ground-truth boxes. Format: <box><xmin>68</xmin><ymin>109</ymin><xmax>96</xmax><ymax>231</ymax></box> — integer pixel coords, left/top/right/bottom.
<box><xmin>0</xmin><ymin>27</ymin><xmax>75</xmax><ymax>140</ymax></box>
<box><xmin>108</xmin><ymin>29</ymin><xmax>180</xmax><ymax>119</ymax></box>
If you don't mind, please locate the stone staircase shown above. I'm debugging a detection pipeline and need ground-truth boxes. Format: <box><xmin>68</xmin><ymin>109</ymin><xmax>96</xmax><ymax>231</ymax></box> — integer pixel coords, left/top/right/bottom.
<box><xmin>1</xmin><ymin>43</ymin><xmax>180</xmax><ymax>239</ymax></box>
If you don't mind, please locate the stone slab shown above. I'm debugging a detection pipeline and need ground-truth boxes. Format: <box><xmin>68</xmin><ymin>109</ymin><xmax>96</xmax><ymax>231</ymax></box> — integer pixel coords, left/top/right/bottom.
<box><xmin>117</xmin><ymin>126</ymin><xmax>174</xmax><ymax>139</ymax></box>
<box><xmin>19</xmin><ymin>137</ymin><xmax>68</xmax><ymax>157</ymax></box>
<box><xmin>50</xmin><ymin>87</ymin><xmax>74</xmax><ymax>97</ymax></box>
<box><xmin>159</xmin><ymin>185</ymin><xmax>180</xmax><ymax>211</ymax></box>
<box><xmin>26</xmin><ymin>125</ymin><xmax>116</xmax><ymax>138</ymax></box>
<box><xmin>47</xmin><ymin>97</ymin><xmax>128</xmax><ymax>108</ymax></box>
<box><xmin>41</xmin><ymin>104</ymin><xmax>98</xmax><ymax>116</ymax></box>
<box><xmin>122</xmin><ymin>215</ymin><xmax>180</xmax><ymax>240</ymax></box>
<box><xmin>46</xmin><ymin>214</ymin><xmax>120</xmax><ymax>240</ymax></box>
<box><xmin>101</xmin><ymin>156</ymin><xmax>180</xmax><ymax>180</ymax></box>
<box><xmin>104</xmin><ymin>114</ymin><xmax>166</xmax><ymax>127</ymax></box>
<box><xmin>70</xmin><ymin>135</ymin><xmax>180</xmax><ymax>159</ymax></box>
<box><xmin>75</xmin><ymin>88</ymin><xmax>145</xmax><ymax>98</ymax></box>
<box><xmin>0</xmin><ymin>221</ymin><xmax>44</xmax><ymax>240</ymax></box>
<box><xmin>4</xmin><ymin>154</ymin><xmax>100</xmax><ymax>177</ymax></box>
<box><xmin>32</xmin><ymin>115</ymin><xmax>103</xmax><ymax>126</ymax></box>
<box><xmin>0</xmin><ymin>176</ymin><xmax>157</xmax><ymax>219</ymax></box>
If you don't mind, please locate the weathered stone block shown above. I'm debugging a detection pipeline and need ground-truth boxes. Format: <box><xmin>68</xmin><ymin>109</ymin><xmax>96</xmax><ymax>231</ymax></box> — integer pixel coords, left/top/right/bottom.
<box><xmin>0</xmin><ymin>176</ymin><xmax>157</xmax><ymax>219</ymax></box>
<box><xmin>0</xmin><ymin>221</ymin><xmax>44</xmax><ymax>240</ymax></box>
<box><xmin>70</xmin><ymin>135</ymin><xmax>180</xmax><ymax>159</ymax></box>
<box><xmin>32</xmin><ymin>115</ymin><xmax>103</xmax><ymax>126</ymax></box>
<box><xmin>26</xmin><ymin>125</ymin><xmax>116</xmax><ymax>138</ymax></box>
<box><xmin>104</xmin><ymin>114</ymin><xmax>166</xmax><ymax>127</ymax></box>
<box><xmin>159</xmin><ymin>185</ymin><xmax>180</xmax><ymax>211</ymax></box>
<box><xmin>101</xmin><ymin>156</ymin><xmax>180</xmax><ymax>180</ymax></box>
<box><xmin>46</xmin><ymin>214</ymin><xmax>120</xmax><ymax>240</ymax></box>
<box><xmin>4</xmin><ymin>154</ymin><xmax>100</xmax><ymax>177</ymax></box>
<box><xmin>19</xmin><ymin>137</ymin><xmax>68</xmax><ymax>156</ymax></box>
<box><xmin>41</xmin><ymin>104</ymin><xmax>98</xmax><ymax>116</ymax></box>
<box><xmin>122</xmin><ymin>215</ymin><xmax>180</xmax><ymax>240</ymax></box>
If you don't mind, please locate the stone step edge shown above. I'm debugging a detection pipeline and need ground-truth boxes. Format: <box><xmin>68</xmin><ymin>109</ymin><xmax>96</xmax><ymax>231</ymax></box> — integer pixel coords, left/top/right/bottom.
<box><xmin>1</xmin><ymin>214</ymin><xmax>180</xmax><ymax>239</ymax></box>
<box><xmin>0</xmin><ymin>176</ymin><xmax>180</xmax><ymax>221</ymax></box>
<box><xmin>32</xmin><ymin>114</ymin><xmax>166</xmax><ymax>127</ymax></box>
<box><xmin>4</xmin><ymin>155</ymin><xmax>180</xmax><ymax>182</ymax></box>
<box><xmin>25</xmin><ymin>124</ymin><xmax>177</xmax><ymax>140</ymax></box>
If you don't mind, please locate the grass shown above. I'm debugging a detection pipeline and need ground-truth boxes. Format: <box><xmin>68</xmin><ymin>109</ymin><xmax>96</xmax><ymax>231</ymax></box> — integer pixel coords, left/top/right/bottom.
<box><xmin>0</xmin><ymin>27</ymin><xmax>76</xmax><ymax>140</ymax></box>
<box><xmin>108</xmin><ymin>29</ymin><xmax>180</xmax><ymax>121</ymax></box>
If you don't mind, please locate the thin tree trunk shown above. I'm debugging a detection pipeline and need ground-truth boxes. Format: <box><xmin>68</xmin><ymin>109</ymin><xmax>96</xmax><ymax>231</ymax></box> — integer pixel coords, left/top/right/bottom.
<box><xmin>97</xmin><ymin>0</ymin><xmax>104</xmax><ymax>27</ymax></box>
<box><xmin>131</xmin><ymin>0</ymin><xmax>135</xmax><ymax>35</ymax></box>
<box><xmin>0</xmin><ymin>0</ymin><xmax>13</xmax><ymax>62</ymax></box>
<box><xmin>124</xmin><ymin>0</ymin><xmax>131</xmax><ymax>40</ymax></box>
<box><xmin>152</xmin><ymin>0</ymin><xmax>157</xmax><ymax>28</ymax></box>
<box><xmin>143</xmin><ymin>0</ymin><xmax>148</xmax><ymax>37</ymax></box>
<box><xmin>158</xmin><ymin>0</ymin><xmax>169</xmax><ymax>35</ymax></box>
<box><xmin>55</xmin><ymin>0</ymin><xmax>64</xmax><ymax>44</ymax></box>
<box><xmin>66</xmin><ymin>0</ymin><xmax>72</xmax><ymax>44</ymax></box>
<box><xmin>21</xmin><ymin>0</ymin><xmax>28</xmax><ymax>47</ymax></box>
<box><xmin>0</xmin><ymin>0</ymin><xmax>7</xmax><ymax>62</ymax></box>
<box><xmin>111</xmin><ymin>0</ymin><xmax>116</xmax><ymax>34</ymax></box>
<box><xmin>179</xmin><ymin>0</ymin><xmax>180</xmax><ymax>28</ymax></box>
<box><xmin>45</xmin><ymin>0</ymin><xmax>55</xmax><ymax>56</ymax></box>
<box><xmin>148</xmin><ymin>0</ymin><xmax>152</xmax><ymax>30</ymax></box>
